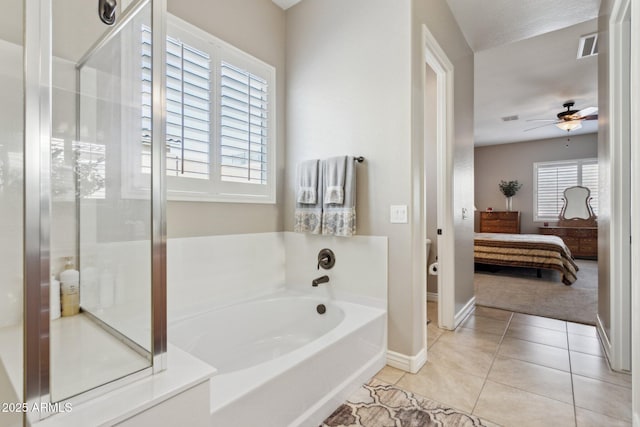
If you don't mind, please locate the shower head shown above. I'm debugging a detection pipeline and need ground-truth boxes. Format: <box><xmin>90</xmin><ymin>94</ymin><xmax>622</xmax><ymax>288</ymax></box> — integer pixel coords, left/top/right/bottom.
<box><xmin>99</xmin><ymin>0</ymin><xmax>117</xmax><ymax>25</ymax></box>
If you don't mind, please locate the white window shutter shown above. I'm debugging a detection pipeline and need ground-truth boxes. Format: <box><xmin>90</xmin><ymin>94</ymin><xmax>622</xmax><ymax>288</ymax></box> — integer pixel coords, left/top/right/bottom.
<box><xmin>219</xmin><ymin>61</ymin><xmax>269</xmax><ymax>185</ymax></box>
<box><xmin>139</xmin><ymin>15</ymin><xmax>276</xmax><ymax>203</ymax></box>
<box><xmin>581</xmin><ymin>161</ymin><xmax>598</xmax><ymax>215</ymax></box>
<box><xmin>536</xmin><ymin>163</ymin><xmax>578</xmax><ymax>218</ymax></box>
<box><xmin>535</xmin><ymin>159</ymin><xmax>599</xmax><ymax>219</ymax></box>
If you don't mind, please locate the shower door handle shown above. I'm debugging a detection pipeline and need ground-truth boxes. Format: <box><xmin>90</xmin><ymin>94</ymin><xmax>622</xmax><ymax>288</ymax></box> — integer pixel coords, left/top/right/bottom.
<box><xmin>99</xmin><ymin>0</ymin><xmax>117</xmax><ymax>25</ymax></box>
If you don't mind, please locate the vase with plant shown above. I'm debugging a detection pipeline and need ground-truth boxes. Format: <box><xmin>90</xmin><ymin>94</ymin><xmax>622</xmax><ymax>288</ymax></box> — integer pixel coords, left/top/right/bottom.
<box><xmin>499</xmin><ymin>180</ymin><xmax>522</xmax><ymax>211</ymax></box>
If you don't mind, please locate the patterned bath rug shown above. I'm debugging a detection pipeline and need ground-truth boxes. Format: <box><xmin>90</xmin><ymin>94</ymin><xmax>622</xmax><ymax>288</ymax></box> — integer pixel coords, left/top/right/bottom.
<box><xmin>321</xmin><ymin>380</ymin><xmax>489</xmax><ymax>427</ymax></box>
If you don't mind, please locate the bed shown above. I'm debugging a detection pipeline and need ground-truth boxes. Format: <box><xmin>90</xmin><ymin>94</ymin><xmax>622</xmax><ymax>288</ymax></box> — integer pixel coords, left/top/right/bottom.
<box><xmin>474</xmin><ymin>232</ymin><xmax>579</xmax><ymax>285</ymax></box>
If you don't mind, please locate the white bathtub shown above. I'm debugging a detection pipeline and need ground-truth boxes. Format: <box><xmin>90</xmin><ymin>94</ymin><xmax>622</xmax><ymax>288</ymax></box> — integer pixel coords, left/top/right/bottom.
<box><xmin>168</xmin><ymin>289</ymin><xmax>386</xmax><ymax>427</ymax></box>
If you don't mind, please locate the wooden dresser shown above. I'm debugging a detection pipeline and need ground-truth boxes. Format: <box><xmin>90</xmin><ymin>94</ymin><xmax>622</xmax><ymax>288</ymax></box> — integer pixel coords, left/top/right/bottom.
<box><xmin>538</xmin><ymin>226</ymin><xmax>597</xmax><ymax>259</ymax></box>
<box><xmin>479</xmin><ymin>211</ymin><xmax>521</xmax><ymax>234</ymax></box>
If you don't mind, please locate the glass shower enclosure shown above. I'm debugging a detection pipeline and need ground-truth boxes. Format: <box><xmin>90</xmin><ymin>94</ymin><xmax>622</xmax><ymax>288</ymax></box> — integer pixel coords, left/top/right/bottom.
<box><xmin>0</xmin><ymin>2</ymin><xmax>25</xmax><ymax>426</ymax></box>
<box><xmin>0</xmin><ymin>0</ymin><xmax>167</xmax><ymax>424</ymax></box>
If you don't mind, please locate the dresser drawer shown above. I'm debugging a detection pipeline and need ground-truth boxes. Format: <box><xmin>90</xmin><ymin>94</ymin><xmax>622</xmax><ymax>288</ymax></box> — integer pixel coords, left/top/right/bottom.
<box><xmin>579</xmin><ymin>238</ymin><xmax>597</xmax><ymax>253</ymax></box>
<box><xmin>563</xmin><ymin>237</ymin><xmax>580</xmax><ymax>248</ymax></box>
<box><xmin>573</xmin><ymin>228</ymin><xmax>596</xmax><ymax>238</ymax></box>
<box><xmin>479</xmin><ymin>211</ymin><xmax>521</xmax><ymax>233</ymax></box>
<box><xmin>480</xmin><ymin>212</ymin><xmax>519</xmax><ymax>220</ymax></box>
<box><xmin>539</xmin><ymin>228</ymin><xmax>567</xmax><ymax>237</ymax></box>
<box><xmin>481</xmin><ymin>223</ymin><xmax>518</xmax><ymax>233</ymax></box>
<box><xmin>538</xmin><ymin>226</ymin><xmax>597</xmax><ymax>259</ymax></box>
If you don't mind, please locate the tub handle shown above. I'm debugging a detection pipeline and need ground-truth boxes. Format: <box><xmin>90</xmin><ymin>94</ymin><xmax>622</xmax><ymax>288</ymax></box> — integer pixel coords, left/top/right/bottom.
<box><xmin>317</xmin><ymin>248</ymin><xmax>335</xmax><ymax>270</ymax></box>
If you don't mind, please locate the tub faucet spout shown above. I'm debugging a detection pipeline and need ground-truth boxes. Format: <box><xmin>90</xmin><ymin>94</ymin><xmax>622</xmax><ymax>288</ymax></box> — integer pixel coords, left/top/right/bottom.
<box><xmin>312</xmin><ymin>275</ymin><xmax>330</xmax><ymax>287</ymax></box>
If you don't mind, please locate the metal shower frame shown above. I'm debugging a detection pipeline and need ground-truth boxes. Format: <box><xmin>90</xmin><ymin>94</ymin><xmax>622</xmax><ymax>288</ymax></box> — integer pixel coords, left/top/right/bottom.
<box><xmin>23</xmin><ymin>0</ymin><xmax>167</xmax><ymax>422</ymax></box>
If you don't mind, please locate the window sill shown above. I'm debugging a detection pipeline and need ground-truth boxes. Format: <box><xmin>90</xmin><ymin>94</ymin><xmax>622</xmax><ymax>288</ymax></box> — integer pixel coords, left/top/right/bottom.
<box><xmin>167</xmin><ymin>191</ymin><xmax>276</xmax><ymax>204</ymax></box>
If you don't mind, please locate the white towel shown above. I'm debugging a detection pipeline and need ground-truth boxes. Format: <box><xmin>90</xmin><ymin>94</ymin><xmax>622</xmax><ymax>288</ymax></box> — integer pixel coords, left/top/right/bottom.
<box><xmin>322</xmin><ymin>156</ymin><xmax>356</xmax><ymax>237</ymax></box>
<box><xmin>296</xmin><ymin>159</ymin><xmax>319</xmax><ymax>204</ymax></box>
<box><xmin>294</xmin><ymin>162</ymin><xmax>323</xmax><ymax>234</ymax></box>
<box><xmin>323</xmin><ymin>156</ymin><xmax>347</xmax><ymax>204</ymax></box>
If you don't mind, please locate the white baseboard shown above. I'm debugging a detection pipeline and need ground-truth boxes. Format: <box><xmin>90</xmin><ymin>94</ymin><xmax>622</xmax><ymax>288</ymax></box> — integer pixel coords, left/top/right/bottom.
<box><xmin>453</xmin><ymin>296</ymin><xmax>476</xmax><ymax>329</ymax></box>
<box><xmin>596</xmin><ymin>314</ymin><xmax>613</xmax><ymax>365</ymax></box>
<box><xmin>386</xmin><ymin>348</ymin><xmax>427</xmax><ymax>374</ymax></box>
<box><xmin>426</xmin><ymin>292</ymin><xmax>438</xmax><ymax>302</ymax></box>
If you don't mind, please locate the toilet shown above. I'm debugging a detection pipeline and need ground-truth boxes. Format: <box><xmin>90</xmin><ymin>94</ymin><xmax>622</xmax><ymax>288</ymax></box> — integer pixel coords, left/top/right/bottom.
<box><xmin>426</xmin><ymin>238</ymin><xmax>438</xmax><ymax>275</ymax></box>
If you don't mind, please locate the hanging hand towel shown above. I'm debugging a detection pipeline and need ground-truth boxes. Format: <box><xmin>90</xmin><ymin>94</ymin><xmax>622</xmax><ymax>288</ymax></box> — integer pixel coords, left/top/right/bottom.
<box><xmin>296</xmin><ymin>159</ymin><xmax>319</xmax><ymax>204</ymax></box>
<box><xmin>323</xmin><ymin>156</ymin><xmax>347</xmax><ymax>204</ymax></box>
<box><xmin>322</xmin><ymin>156</ymin><xmax>356</xmax><ymax>237</ymax></box>
<box><xmin>294</xmin><ymin>160</ymin><xmax>323</xmax><ymax>234</ymax></box>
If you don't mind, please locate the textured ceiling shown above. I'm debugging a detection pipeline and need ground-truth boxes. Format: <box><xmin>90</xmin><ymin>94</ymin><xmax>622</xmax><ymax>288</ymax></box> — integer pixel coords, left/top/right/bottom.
<box><xmin>446</xmin><ymin>0</ymin><xmax>600</xmax><ymax>52</ymax></box>
<box><xmin>473</xmin><ymin>19</ymin><xmax>598</xmax><ymax>146</ymax></box>
<box><xmin>274</xmin><ymin>1</ymin><xmax>600</xmax><ymax>146</ymax></box>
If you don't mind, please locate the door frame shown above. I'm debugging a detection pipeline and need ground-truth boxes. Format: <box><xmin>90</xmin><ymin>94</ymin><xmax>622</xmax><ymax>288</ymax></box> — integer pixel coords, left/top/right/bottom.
<box><xmin>422</xmin><ymin>25</ymin><xmax>456</xmax><ymax>330</ymax></box>
<box><xmin>627</xmin><ymin>0</ymin><xmax>640</xmax><ymax>421</ymax></box>
<box><xmin>606</xmin><ymin>0</ymin><xmax>632</xmax><ymax>372</ymax></box>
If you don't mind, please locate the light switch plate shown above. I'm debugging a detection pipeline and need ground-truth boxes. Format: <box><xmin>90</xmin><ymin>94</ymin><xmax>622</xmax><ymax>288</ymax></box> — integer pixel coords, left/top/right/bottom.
<box><xmin>390</xmin><ymin>205</ymin><xmax>408</xmax><ymax>224</ymax></box>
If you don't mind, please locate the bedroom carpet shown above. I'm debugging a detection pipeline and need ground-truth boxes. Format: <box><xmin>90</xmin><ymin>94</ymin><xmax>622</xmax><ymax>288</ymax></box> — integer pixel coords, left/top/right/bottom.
<box><xmin>474</xmin><ymin>259</ymin><xmax>597</xmax><ymax>325</ymax></box>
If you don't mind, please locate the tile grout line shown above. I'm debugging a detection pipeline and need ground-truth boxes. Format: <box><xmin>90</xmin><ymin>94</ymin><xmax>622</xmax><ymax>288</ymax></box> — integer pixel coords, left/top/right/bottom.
<box><xmin>470</xmin><ymin>310</ymin><xmax>514</xmax><ymax>416</ymax></box>
<box><xmin>566</xmin><ymin>324</ymin><xmax>578</xmax><ymax>427</ymax></box>
<box><xmin>501</xmin><ymin>329</ymin><xmax>569</xmax><ymax>351</ymax></box>
<box><xmin>427</xmin><ymin>325</ymin><xmax>446</xmax><ymax>351</ymax></box>
<box><xmin>477</xmin><ymin>319</ymin><xmax>577</xmax><ymax>407</ymax></box>
<box><xmin>570</xmin><ymin>370</ymin><xmax>633</xmax><ymax>390</ymax></box>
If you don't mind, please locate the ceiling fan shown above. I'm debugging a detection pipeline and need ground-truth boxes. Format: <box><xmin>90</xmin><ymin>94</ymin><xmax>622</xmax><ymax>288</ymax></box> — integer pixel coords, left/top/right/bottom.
<box><xmin>525</xmin><ymin>101</ymin><xmax>598</xmax><ymax>132</ymax></box>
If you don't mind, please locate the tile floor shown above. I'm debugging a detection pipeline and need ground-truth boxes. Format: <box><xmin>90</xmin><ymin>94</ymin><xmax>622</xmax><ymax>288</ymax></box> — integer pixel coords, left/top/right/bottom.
<box><xmin>373</xmin><ymin>302</ymin><xmax>632</xmax><ymax>427</ymax></box>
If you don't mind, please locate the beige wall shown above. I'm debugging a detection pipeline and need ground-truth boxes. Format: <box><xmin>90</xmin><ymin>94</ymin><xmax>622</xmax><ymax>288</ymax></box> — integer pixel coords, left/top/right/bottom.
<box><xmin>167</xmin><ymin>0</ymin><xmax>286</xmax><ymax>238</ymax></box>
<box><xmin>285</xmin><ymin>0</ymin><xmax>474</xmax><ymax>357</ymax></box>
<box><xmin>285</xmin><ymin>0</ymin><xmax>414</xmax><ymax>354</ymax></box>
<box><xmin>474</xmin><ymin>134</ymin><xmax>598</xmax><ymax>233</ymax></box>
<box><xmin>412</xmin><ymin>0</ymin><xmax>476</xmax><ymax>313</ymax></box>
<box><xmin>597</xmin><ymin>0</ymin><xmax>613</xmax><ymax>341</ymax></box>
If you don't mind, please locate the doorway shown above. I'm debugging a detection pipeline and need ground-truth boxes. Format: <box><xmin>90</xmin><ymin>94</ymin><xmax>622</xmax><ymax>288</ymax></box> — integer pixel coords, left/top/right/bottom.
<box><xmin>472</xmin><ymin>20</ymin><xmax>602</xmax><ymax>335</ymax></box>
<box><xmin>424</xmin><ymin>63</ymin><xmax>438</xmax><ymax>321</ymax></box>
<box><xmin>421</xmin><ymin>24</ymin><xmax>457</xmax><ymax>337</ymax></box>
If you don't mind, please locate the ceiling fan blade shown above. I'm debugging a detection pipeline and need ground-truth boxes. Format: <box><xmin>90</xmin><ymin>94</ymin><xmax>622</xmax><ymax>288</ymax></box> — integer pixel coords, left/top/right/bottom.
<box><xmin>581</xmin><ymin>114</ymin><xmax>598</xmax><ymax>121</ymax></box>
<box><xmin>526</xmin><ymin>119</ymin><xmax>557</xmax><ymax>122</ymax></box>
<box><xmin>524</xmin><ymin>122</ymin><xmax>559</xmax><ymax>132</ymax></box>
<box><xmin>576</xmin><ymin>106</ymin><xmax>598</xmax><ymax>117</ymax></box>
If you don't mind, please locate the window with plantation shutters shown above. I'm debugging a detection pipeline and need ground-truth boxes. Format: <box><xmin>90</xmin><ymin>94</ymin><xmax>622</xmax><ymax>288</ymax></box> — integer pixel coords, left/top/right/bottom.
<box><xmin>220</xmin><ymin>62</ymin><xmax>268</xmax><ymax>185</ymax></box>
<box><xmin>534</xmin><ymin>158</ymin><xmax>598</xmax><ymax>221</ymax></box>
<box><xmin>139</xmin><ymin>15</ymin><xmax>276</xmax><ymax>203</ymax></box>
<box><xmin>581</xmin><ymin>161</ymin><xmax>598</xmax><ymax>214</ymax></box>
<box><xmin>165</xmin><ymin>36</ymin><xmax>211</xmax><ymax>179</ymax></box>
<box><xmin>141</xmin><ymin>27</ymin><xmax>211</xmax><ymax>180</ymax></box>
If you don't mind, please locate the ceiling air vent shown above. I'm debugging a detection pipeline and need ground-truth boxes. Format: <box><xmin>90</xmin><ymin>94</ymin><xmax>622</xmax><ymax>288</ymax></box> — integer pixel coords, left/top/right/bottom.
<box><xmin>501</xmin><ymin>115</ymin><xmax>519</xmax><ymax>122</ymax></box>
<box><xmin>577</xmin><ymin>33</ymin><xmax>598</xmax><ymax>59</ymax></box>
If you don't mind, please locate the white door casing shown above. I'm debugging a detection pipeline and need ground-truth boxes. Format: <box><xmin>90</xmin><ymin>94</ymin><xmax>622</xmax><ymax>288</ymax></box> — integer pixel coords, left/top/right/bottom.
<box><xmin>422</xmin><ymin>25</ymin><xmax>456</xmax><ymax>331</ymax></box>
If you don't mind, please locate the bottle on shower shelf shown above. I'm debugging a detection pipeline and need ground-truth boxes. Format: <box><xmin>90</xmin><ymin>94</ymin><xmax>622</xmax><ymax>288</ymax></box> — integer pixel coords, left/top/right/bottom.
<box><xmin>60</xmin><ymin>257</ymin><xmax>80</xmax><ymax>317</ymax></box>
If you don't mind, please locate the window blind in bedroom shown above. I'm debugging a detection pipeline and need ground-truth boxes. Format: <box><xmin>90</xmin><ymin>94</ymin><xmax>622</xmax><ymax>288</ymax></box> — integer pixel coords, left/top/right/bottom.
<box><xmin>534</xmin><ymin>158</ymin><xmax>598</xmax><ymax>220</ymax></box>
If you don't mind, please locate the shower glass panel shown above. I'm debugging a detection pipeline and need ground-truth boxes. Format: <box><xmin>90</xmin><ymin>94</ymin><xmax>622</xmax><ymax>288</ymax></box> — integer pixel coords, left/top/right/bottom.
<box><xmin>0</xmin><ymin>1</ymin><xmax>24</xmax><ymax>424</ymax></box>
<box><xmin>50</xmin><ymin>0</ymin><xmax>153</xmax><ymax>402</ymax></box>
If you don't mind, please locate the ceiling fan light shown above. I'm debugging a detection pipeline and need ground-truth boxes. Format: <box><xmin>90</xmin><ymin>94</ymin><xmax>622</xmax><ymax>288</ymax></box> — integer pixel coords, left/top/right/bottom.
<box><xmin>556</xmin><ymin>120</ymin><xmax>582</xmax><ymax>132</ymax></box>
